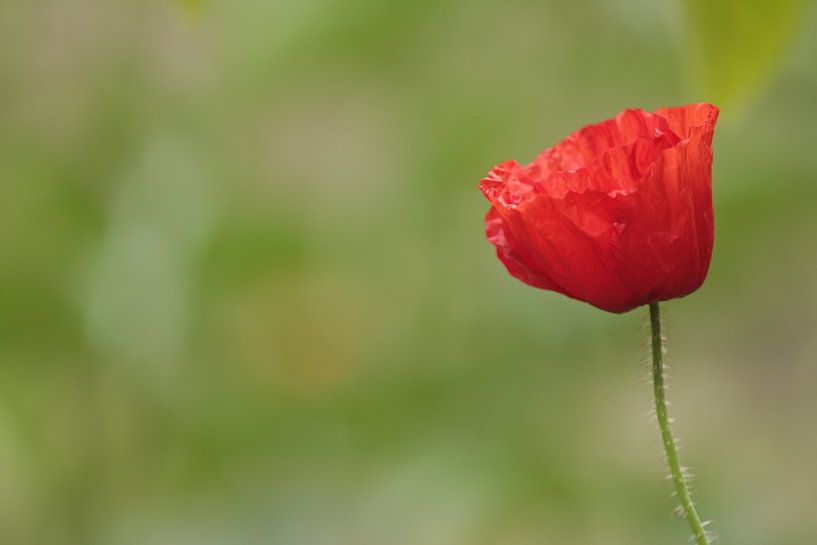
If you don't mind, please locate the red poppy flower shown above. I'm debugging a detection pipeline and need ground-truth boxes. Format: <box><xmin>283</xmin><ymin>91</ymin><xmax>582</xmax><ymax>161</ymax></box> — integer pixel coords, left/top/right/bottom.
<box><xmin>480</xmin><ymin>103</ymin><xmax>719</xmax><ymax>313</ymax></box>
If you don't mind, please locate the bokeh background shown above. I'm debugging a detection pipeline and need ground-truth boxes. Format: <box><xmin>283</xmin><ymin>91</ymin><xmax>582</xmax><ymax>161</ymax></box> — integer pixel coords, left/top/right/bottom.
<box><xmin>1</xmin><ymin>1</ymin><xmax>816</xmax><ymax>544</ymax></box>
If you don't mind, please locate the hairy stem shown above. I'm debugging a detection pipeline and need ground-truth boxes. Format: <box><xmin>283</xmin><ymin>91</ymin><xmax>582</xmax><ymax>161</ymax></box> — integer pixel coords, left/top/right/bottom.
<box><xmin>649</xmin><ymin>303</ymin><xmax>710</xmax><ymax>545</ymax></box>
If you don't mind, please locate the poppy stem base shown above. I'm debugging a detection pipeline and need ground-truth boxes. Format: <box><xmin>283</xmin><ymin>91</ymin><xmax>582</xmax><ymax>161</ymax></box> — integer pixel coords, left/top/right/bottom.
<box><xmin>649</xmin><ymin>303</ymin><xmax>711</xmax><ymax>545</ymax></box>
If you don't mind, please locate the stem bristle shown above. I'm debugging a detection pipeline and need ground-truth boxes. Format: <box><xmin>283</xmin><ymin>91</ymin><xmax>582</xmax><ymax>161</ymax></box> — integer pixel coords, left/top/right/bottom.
<box><xmin>648</xmin><ymin>303</ymin><xmax>712</xmax><ymax>545</ymax></box>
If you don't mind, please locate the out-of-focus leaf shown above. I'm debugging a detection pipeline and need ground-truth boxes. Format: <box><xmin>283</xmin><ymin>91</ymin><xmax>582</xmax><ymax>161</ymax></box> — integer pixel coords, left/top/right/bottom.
<box><xmin>681</xmin><ymin>0</ymin><xmax>809</xmax><ymax>109</ymax></box>
<box><xmin>178</xmin><ymin>0</ymin><xmax>205</xmax><ymax>18</ymax></box>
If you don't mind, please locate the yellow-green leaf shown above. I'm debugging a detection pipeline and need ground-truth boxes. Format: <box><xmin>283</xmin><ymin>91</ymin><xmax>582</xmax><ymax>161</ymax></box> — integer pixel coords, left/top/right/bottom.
<box><xmin>178</xmin><ymin>0</ymin><xmax>206</xmax><ymax>18</ymax></box>
<box><xmin>681</xmin><ymin>0</ymin><xmax>809</xmax><ymax>109</ymax></box>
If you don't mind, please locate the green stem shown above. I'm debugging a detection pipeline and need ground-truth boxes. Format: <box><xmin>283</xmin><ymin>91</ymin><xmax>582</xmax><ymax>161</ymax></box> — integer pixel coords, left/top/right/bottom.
<box><xmin>649</xmin><ymin>303</ymin><xmax>710</xmax><ymax>545</ymax></box>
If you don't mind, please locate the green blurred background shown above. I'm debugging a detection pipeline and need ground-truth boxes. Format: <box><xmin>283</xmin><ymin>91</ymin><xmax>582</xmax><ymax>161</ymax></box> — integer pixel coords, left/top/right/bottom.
<box><xmin>1</xmin><ymin>1</ymin><xmax>816</xmax><ymax>544</ymax></box>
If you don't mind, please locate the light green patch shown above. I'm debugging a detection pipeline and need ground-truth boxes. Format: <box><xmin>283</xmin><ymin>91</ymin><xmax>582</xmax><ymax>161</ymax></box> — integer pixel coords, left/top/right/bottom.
<box><xmin>681</xmin><ymin>0</ymin><xmax>809</xmax><ymax>110</ymax></box>
<box><xmin>178</xmin><ymin>0</ymin><xmax>206</xmax><ymax>17</ymax></box>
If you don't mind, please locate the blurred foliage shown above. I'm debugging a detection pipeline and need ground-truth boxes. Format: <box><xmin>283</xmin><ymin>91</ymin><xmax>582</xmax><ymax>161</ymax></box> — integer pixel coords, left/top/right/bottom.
<box><xmin>682</xmin><ymin>0</ymin><xmax>811</xmax><ymax>109</ymax></box>
<box><xmin>0</xmin><ymin>1</ymin><xmax>816</xmax><ymax>545</ymax></box>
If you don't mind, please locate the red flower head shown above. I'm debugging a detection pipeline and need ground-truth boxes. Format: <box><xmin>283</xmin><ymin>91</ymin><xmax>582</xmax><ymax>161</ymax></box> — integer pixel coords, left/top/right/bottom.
<box><xmin>480</xmin><ymin>103</ymin><xmax>719</xmax><ymax>313</ymax></box>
